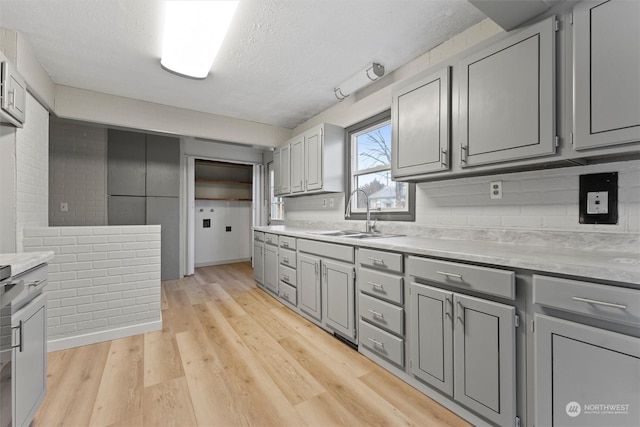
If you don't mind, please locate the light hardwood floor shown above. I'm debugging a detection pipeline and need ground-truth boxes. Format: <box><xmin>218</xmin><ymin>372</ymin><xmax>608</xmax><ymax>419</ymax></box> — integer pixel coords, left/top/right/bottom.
<box><xmin>34</xmin><ymin>262</ymin><xmax>471</xmax><ymax>427</ymax></box>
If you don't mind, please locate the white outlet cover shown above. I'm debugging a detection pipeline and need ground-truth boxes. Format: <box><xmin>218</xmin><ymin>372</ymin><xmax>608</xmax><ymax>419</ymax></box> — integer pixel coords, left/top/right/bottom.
<box><xmin>60</xmin><ymin>202</ymin><xmax>68</xmax><ymax>212</ymax></box>
<box><xmin>490</xmin><ymin>181</ymin><xmax>502</xmax><ymax>199</ymax></box>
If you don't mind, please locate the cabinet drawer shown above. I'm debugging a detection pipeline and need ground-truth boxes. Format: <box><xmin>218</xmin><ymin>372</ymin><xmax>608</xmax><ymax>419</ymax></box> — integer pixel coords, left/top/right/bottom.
<box><xmin>298</xmin><ymin>239</ymin><xmax>354</xmax><ymax>263</ymax></box>
<box><xmin>359</xmin><ymin>268</ymin><xmax>404</xmax><ymax>305</ymax></box>
<box><xmin>265</xmin><ymin>233</ymin><xmax>279</xmax><ymax>246</ymax></box>
<box><xmin>359</xmin><ymin>248</ymin><xmax>403</xmax><ymax>273</ymax></box>
<box><xmin>407</xmin><ymin>256</ymin><xmax>515</xmax><ymax>300</ymax></box>
<box><xmin>279</xmin><ymin>236</ymin><xmax>296</xmax><ymax>250</ymax></box>
<box><xmin>533</xmin><ymin>275</ymin><xmax>640</xmax><ymax>327</ymax></box>
<box><xmin>359</xmin><ymin>293</ymin><xmax>404</xmax><ymax>336</ymax></box>
<box><xmin>279</xmin><ymin>281</ymin><xmax>297</xmax><ymax>306</ymax></box>
<box><xmin>279</xmin><ymin>248</ymin><xmax>297</xmax><ymax>269</ymax></box>
<box><xmin>279</xmin><ymin>264</ymin><xmax>296</xmax><ymax>287</ymax></box>
<box><xmin>359</xmin><ymin>320</ymin><xmax>404</xmax><ymax>367</ymax></box>
<box><xmin>254</xmin><ymin>231</ymin><xmax>264</xmax><ymax>242</ymax></box>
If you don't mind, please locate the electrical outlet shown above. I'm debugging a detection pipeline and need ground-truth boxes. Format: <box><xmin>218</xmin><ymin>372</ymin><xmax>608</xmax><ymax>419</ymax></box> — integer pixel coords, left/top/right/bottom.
<box><xmin>329</xmin><ymin>198</ymin><xmax>334</xmax><ymax>208</ymax></box>
<box><xmin>490</xmin><ymin>181</ymin><xmax>502</xmax><ymax>199</ymax></box>
<box><xmin>322</xmin><ymin>199</ymin><xmax>327</xmax><ymax>208</ymax></box>
<box><xmin>60</xmin><ymin>202</ymin><xmax>68</xmax><ymax>212</ymax></box>
<box><xmin>587</xmin><ymin>191</ymin><xmax>608</xmax><ymax>214</ymax></box>
<box><xmin>579</xmin><ymin>172</ymin><xmax>617</xmax><ymax>224</ymax></box>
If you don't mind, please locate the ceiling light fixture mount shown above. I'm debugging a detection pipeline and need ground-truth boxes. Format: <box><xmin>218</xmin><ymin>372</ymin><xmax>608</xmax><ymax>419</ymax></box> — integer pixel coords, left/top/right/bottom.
<box><xmin>160</xmin><ymin>0</ymin><xmax>239</xmax><ymax>79</ymax></box>
<box><xmin>334</xmin><ymin>63</ymin><xmax>385</xmax><ymax>100</ymax></box>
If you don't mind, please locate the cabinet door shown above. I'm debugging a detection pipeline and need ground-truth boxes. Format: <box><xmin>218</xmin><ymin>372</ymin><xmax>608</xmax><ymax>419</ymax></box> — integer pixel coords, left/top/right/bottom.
<box><xmin>410</xmin><ymin>283</ymin><xmax>453</xmax><ymax>396</ymax></box>
<box><xmin>298</xmin><ymin>253</ymin><xmax>321</xmax><ymax>321</ymax></box>
<box><xmin>264</xmin><ymin>244</ymin><xmax>279</xmax><ymax>294</ymax></box>
<box><xmin>573</xmin><ymin>0</ymin><xmax>640</xmax><ymax>150</ymax></box>
<box><xmin>322</xmin><ymin>259</ymin><xmax>355</xmax><ymax>341</ymax></box>
<box><xmin>1</xmin><ymin>61</ymin><xmax>26</xmax><ymax>123</ymax></box>
<box><xmin>304</xmin><ymin>126</ymin><xmax>323</xmax><ymax>191</ymax></box>
<box><xmin>392</xmin><ymin>66</ymin><xmax>450</xmax><ymax>178</ymax></box>
<box><xmin>146</xmin><ymin>134</ymin><xmax>180</xmax><ymax>197</ymax></box>
<box><xmin>107</xmin><ymin>129</ymin><xmax>146</xmax><ymax>196</ymax></box>
<box><xmin>146</xmin><ymin>197</ymin><xmax>180</xmax><ymax>280</ymax></box>
<box><xmin>459</xmin><ymin>16</ymin><xmax>556</xmax><ymax>167</ymax></box>
<box><xmin>13</xmin><ymin>293</ymin><xmax>47</xmax><ymax>427</ymax></box>
<box><xmin>453</xmin><ymin>294</ymin><xmax>516</xmax><ymax>426</ymax></box>
<box><xmin>253</xmin><ymin>241</ymin><xmax>264</xmax><ymax>284</ymax></box>
<box><xmin>535</xmin><ymin>314</ymin><xmax>640</xmax><ymax>427</ymax></box>
<box><xmin>280</xmin><ymin>144</ymin><xmax>291</xmax><ymax>194</ymax></box>
<box><xmin>290</xmin><ymin>136</ymin><xmax>305</xmax><ymax>193</ymax></box>
<box><xmin>273</xmin><ymin>147</ymin><xmax>281</xmax><ymax>196</ymax></box>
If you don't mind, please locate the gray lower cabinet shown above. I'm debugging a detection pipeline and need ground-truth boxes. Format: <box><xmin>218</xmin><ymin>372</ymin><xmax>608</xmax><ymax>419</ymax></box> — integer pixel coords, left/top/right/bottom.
<box><xmin>253</xmin><ymin>240</ymin><xmax>264</xmax><ymax>285</ymax></box>
<box><xmin>410</xmin><ymin>283</ymin><xmax>516</xmax><ymax>426</ymax></box>
<box><xmin>458</xmin><ymin>16</ymin><xmax>556</xmax><ymax>167</ymax></box>
<box><xmin>146</xmin><ymin>197</ymin><xmax>179</xmax><ymax>280</ymax></box>
<box><xmin>322</xmin><ymin>259</ymin><xmax>356</xmax><ymax>341</ymax></box>
<box><xmin>12</xmin><ymin>292</ymin><xmax>47</xmax><ymax>427</ymax></box>
<box><xmin>392</xmin><ymin>65</ymin><xmax>450</xmax><ymax>179</ymax></box>
<box><xmin>298</xmin><ymin>253</ymin><xmax>321</xmax><ymax>321</ymax></box>
<box><xmin>535</xmin><ymin>314</ymin><xmax>640</xmax><ymax>427</ymax></box>
<box><xmin>107</xmin><ymin>196</ymin><xmax>146</xmax><ymax>225</ymax></box>
<box><xmin>573</xmin><ymin>0</ymin><xmax>640</xmax><ymax>150</ymax></box>
<box><xmin>263</xmin><ymin>242</ymin><xmax>278</xmax><ymax>294</ymax></box>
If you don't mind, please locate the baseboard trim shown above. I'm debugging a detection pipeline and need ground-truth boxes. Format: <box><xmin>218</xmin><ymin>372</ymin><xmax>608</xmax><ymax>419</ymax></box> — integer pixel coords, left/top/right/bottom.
<box><xmin>195</xmin><ymin>258</ymin><xmax>250</xmax><ymax>268</ymax></box>
<box><xmin>47</xmin><ymin>320</ymin><xmax>162</xmax><ymax>352</ymax></box>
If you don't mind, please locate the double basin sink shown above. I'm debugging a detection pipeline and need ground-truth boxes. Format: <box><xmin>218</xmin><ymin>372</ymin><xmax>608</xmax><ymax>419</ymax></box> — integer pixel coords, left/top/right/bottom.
<box><xmin>311</xmin><ymin>230</ymin><xmax>403</xmax><ymax>239</ymax></box>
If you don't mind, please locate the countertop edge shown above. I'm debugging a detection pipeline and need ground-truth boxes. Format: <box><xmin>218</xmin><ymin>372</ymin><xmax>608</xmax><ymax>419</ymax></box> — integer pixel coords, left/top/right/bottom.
<box><xmin>254</xmin><ymin>226</ymin><xmax>640</xmax><ymax>286</ymax></box>
<box><xmin>0</xmin><ymin>251</ymin><xmax>55</xmax><ymax>277</ymax></box>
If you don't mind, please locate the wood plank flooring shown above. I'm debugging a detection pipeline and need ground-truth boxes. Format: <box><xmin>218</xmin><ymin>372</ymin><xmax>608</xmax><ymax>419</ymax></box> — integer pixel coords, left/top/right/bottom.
<box><xmin>34</xmin><ymin>262</ymin><xmax>471</xmax><ymax>427</ymax></box>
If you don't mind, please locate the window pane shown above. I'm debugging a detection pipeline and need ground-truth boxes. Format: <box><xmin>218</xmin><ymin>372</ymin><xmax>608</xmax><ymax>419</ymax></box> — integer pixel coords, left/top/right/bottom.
<box><xmin>354</xmin><ymin>170</ymin><xmax>408</xmax><ymax>210</ymax></box>
<box><xmin>356</xmin><ymin>123</ymin><xmax>392</xmax><ymax>171</ymax></box>
<box><xmin>268</xmin><ymin>164</ymin><xmax>283</xmax><ymax>221</ymax></box>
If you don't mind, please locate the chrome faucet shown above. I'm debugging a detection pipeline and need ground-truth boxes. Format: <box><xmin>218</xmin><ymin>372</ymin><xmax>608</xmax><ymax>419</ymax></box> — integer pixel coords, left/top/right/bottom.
<box><xmin>345</xmin><ymin>188</ymin><xmax>374</xmax><ymax>233</ymax></box>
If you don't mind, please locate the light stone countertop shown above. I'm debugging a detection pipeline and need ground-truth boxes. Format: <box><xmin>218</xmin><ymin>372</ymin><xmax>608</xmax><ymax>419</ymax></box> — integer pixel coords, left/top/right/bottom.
<box><xmin>255</xmin><ymin>226</ymin><xmax>640</xmax><ymax>285</ymax></box>
<box><xmin>0</xmin><ymin>251</ymin><xmax>55</xmax><ymax>277</ymax></box>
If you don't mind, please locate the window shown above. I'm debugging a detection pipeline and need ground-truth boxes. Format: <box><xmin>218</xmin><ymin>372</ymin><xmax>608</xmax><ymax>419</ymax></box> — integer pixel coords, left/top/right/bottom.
<box><xmin>346</xmin><ymin>110</ymin><xmax>415</xmax><ymax>221</ymax></box>
<box><xmin>267</xmin><ymin>162</ymin><xmax>284</xmax><ymax>223</ymax></box>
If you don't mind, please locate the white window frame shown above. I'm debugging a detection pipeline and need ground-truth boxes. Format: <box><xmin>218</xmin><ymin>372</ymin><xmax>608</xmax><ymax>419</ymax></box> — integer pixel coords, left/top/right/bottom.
<box><xmin>267</xmin><ymin>161</ymin><xmax>284</xmax><ymax>224</ymax></box>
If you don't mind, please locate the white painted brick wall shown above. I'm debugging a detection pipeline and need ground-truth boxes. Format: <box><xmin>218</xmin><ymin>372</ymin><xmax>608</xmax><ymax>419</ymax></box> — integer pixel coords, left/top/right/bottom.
<box><xmin>22</xmin><ymin>225</ymin><xmax>162</xmax><ymax>351</ymax></box>
<box><xmin>16</xmin><ymin>94</ymin><xmax>49</xmax><ymax>251</ymax></box>
<box><xmin>49</xmin><ymin>118</ymin><xmax>108</xmax><ymax>226</ymax></box>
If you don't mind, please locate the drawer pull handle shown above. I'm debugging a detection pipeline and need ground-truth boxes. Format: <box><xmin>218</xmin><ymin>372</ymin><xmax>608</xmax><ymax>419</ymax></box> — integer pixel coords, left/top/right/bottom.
<box><xmin>436</xmin><ymin>271</ymin><xmax>462</xmax><ymax>279</ymax></box>
<box><xmin>368</xmin><ymin>282</ymin><xmax>384</xmax><ymax>290</ymax></box>
<box><xmin>367</xmin><ymin>309</ymin><xmax>384</xmax><ymax>319</ymax></box>
<box><xmin>283</xmin><ymin>257</ymin><xmax>289</xmax><ymax>263</ymax></box>
<box><xmin>367</xmin><ymin>257</ymin><xmax>385</xmax><ymax>265</ymax></box>
<box><xmin>27</xmin><ymin>279</ymin><xmax>46</xmax><ymax>287</ymax></box>
<box><xmin>368</xmin><ymin>338</ymin><xmax>384</xmax><ymax>347</ymax></box>
<box><xmin>283</xmin><ymin>242</ymin><xmax>289</xmax><ymax>248</ymax></box>
<box><xmin>571</xmin><ymin>296</ymin><xmax>627</xmax><ymax>310</ymax></box>
<box><xmin>283</xmin><ymin>275</ymin><xmax>290</xmax><ymax>281</ymax></box>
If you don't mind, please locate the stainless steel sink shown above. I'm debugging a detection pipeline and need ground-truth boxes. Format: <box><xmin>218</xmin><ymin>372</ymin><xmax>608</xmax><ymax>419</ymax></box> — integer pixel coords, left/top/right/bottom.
<box><xmin>311</xmin><ymin>230</ymin><xmax>362</xmax><ymax>236</ymax></box>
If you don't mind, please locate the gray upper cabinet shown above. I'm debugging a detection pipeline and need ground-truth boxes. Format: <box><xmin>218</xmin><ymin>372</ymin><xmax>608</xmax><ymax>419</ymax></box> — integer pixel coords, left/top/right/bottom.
<box><xmin>305</xmin><ymin>126</ymin><xmax>323</xmax><ymax>191</ymax></box>
<box><xmin>573</xmin><ymin>0</ymin><xmax>640</xmax><ymax>150</ymax></box>
<box><xmin>453</xmin><ymin>293</ymin><xmax>516</xmax><ymax>426</ymax></box>
<box><xmin>146</xmin><ymin>134</ymin><xmax>180</xmax><ymax>197</ymax></box>
<box><xmin>392</xmin><ymin>66</ymin><xmax>451</xmax><ymax>179</ymax></box>
<box><xmin>323</xmin><ymin>259</ymin><xmax>356</xmax><ymax>341</ymax></box>
<box><xmin>459</xmin><ymin>16</ymin><xmax>556</xmax><ymax>167</ymax></box>
<box><xmin>273</xmin><ymin>146</ymin><xmax>281</xmax><ymax>195</ymax></box>
<box><xmin>108</xmin><ymin>129</ymin><xmax>146</xmax><ymax>196</ymax></box>
<box><xmin>279</xmin><ymin>143</ymin><xmax>291</xmax><ymax>195</ymax></box>
<box><xmin>290</xmin><ymin>136</ymin><xmax>304</xmax><ymax>194</ymax></box>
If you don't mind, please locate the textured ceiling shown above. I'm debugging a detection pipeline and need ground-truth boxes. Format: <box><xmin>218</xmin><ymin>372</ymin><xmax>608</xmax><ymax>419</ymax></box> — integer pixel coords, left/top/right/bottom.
<box><xmin>0</xmin><ymin>0</ymin><xmax>485</xmax><ymax>129</ymax></box>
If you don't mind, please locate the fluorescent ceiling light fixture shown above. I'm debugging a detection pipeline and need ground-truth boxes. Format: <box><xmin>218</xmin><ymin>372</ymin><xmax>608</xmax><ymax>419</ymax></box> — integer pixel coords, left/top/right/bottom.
<box><xmin>161</xmin><ymin>0</ymin><xmax>239</xmax><ymax>79</ymax></box>
<box><xmin>334</xmin><ymin>63</ymin><xmax>385</xmax><ymax>100</ymax></box>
